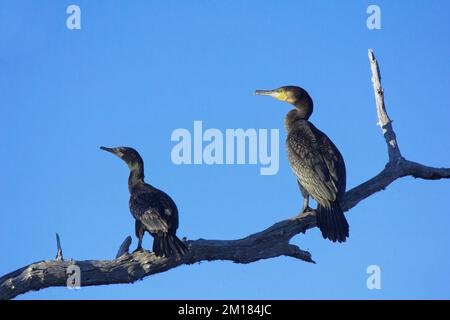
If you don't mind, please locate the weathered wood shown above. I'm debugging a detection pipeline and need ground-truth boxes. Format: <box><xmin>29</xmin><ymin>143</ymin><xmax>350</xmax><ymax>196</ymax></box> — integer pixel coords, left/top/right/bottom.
<box><xmin>368</xmin><ymin>49</ymin><xmax>402</xmax><ymax>163</ymax></box>
<box><xmin>55</xmin><ymin>233</ymin><xmax>63</xmax><ymax>261</ymax></box>
<box><xmin>115</xmin><ymin>236</ymin><xmax>132</xmax><ymax>259</ymax></box>
<box><xmin>0</xmin><ymin>49</ymin><xmax>449</xmax><ymax>300</ymax></box>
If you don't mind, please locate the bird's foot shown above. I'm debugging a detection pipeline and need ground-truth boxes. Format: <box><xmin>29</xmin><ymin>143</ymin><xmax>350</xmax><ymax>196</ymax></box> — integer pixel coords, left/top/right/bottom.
<box><xmin>299</xmin><ymin>206</ymin><xmax>314</xmax><ymax>217</ymax></box>
<box><xmin>132</xmin><ymin>246</ymin><xmax>145</xmax><ymax>254</ymax></box>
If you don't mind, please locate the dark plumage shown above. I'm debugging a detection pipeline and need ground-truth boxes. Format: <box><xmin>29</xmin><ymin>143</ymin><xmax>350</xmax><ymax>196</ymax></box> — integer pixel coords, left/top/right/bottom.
<box><xmin>255</xmin><ymin>86</ymin><xmax>349</xmax><ymax>242</ymax></box>
<box><xmin>100</xmin><ymin>146</ymin><xmax>188</xmax><ymax>257</ymax></box>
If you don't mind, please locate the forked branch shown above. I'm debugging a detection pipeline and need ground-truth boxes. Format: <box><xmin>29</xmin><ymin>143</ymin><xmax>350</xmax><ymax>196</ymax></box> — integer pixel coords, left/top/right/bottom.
<box><xmin>1</xmin><ymin>49</ymin><xmax>449</xmax><ymax>300</ymax></box>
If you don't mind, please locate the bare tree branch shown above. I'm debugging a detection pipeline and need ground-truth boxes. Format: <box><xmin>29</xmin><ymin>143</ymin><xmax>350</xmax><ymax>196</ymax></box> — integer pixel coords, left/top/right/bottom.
<box><xmin>368</xmin><ymin>49</ymin><xmax>402</xmax><ymax>163</ymax></box>
<box><xmin>55</xmin><ymin>233</ymin><xmax>63</xmax><ymax>262</ymax></box>
<box><xmin>1</xmin><ymin>49</ymin><xmax>449</xmax><ymax>300</ymax></box>
<box><xmin>0</xmin><ymin>216</ymin><xmax>316</xmax><ymax>300</ymax></box>
<box><xmin>116</xmin><ymin>236</ymin><xmax>132</xmax><ymax>259</ymax></box>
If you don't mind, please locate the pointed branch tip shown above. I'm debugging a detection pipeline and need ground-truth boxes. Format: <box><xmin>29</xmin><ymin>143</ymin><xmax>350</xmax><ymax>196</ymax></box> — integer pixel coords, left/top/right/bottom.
<box><xmin>55</xmin><ymin>233</ymin><xmax>63</xmax><ymax>261</ymax></box>
<box><xmin>116</xmin><ymin>236</ymin><xmax>132</xmax><ymax>259</ymax></box>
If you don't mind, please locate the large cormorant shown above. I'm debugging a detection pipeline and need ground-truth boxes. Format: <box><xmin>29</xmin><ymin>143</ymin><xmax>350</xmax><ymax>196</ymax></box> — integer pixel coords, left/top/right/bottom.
<box><xmin>255</xmin><ymin>86</ymin><xmax>349</xmax><ymax>242</ymax></box>
<box><xmin>100</xmin><ymin>146</ymin><xmax>188</xmax><ymax>257</ymax></box>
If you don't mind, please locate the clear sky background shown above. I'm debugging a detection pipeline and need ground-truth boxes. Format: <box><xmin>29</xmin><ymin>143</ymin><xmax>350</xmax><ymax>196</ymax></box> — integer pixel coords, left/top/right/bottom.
<box><xmin>1</xmin><ymin>0</ymin><xmax>449</xmax><ymax>299</ymax></box>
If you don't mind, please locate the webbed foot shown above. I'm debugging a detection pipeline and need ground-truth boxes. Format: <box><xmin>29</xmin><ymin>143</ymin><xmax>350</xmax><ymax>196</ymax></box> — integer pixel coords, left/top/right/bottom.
<box><xmin>132</xmin><ymin>246</ymin><xmax>144</xmax><ymax>254</ymax></box>
<box><xmin>299</xmin><ymin>206</ymin><xmax>314</xmax><ymax>217</ymax></box>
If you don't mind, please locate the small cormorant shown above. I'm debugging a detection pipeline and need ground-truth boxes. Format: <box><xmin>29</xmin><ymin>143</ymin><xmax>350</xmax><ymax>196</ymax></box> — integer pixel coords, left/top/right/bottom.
<box><xmin>100</xmin><ymin>146</ymin><xmax>188</xmax><ymax>257</ymax></box>
<box><xmin>255</xmin><ymin>86</ymin><xmax>349</xmax><ymax>243</ymax></box>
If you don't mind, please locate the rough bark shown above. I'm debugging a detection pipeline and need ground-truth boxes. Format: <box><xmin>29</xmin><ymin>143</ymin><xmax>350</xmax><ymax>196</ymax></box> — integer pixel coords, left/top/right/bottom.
<box><xmin>1</xmin><ymin>49</ymin><xmax>449</xmax><ymax>300</ymax></box>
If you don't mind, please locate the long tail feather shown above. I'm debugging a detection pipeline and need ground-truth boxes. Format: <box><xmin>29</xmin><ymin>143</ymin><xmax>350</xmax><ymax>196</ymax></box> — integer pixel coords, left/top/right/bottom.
<box><xmin>316</xmin><ymin>203</ymin><xmax>349</xmax><ymax>243</ymax></box>
<box><xmin>153</xmin><ymin>233</ymin><xmax>189</xmax><ymax>257</ymax></box>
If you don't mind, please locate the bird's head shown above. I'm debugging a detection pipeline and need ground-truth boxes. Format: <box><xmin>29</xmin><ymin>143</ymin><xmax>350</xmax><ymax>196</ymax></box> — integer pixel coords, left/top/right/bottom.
<box><xmin>100</xmin><ymin>146</ymin><xmax>144</xmax><ymax>171</ymax></box>
<box><xmin>255</xmin><ymin>85</ymin><xmax>313</xmax><ymax>119</ymax></box>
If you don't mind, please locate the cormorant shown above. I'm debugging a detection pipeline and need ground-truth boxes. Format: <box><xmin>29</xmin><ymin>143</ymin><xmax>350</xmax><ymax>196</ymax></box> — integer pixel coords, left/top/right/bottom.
<box><xmin>255</xmin><ymin>86</ymin><xmax>349</xmax><ymax>243</ymax></box>
<box><xmin>100</xmin><ymin>146</ymin><xmax>189</xmax><ymax>257</ymax></box>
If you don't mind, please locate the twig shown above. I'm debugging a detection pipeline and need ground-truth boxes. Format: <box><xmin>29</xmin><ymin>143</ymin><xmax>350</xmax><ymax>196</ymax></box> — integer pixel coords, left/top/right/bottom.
<box><xmin>116</xmin><ymin>236</ymin><xmax>132</xmax><ymax>258</ymax></box>
<box><xmin>55</xmin><ymin>233</ymin><xmax>63</xmax><ymax>261</ymax></box>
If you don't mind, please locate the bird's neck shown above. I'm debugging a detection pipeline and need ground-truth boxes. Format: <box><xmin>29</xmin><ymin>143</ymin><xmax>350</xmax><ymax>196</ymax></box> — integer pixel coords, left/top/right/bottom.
<box><xmin>293</xmin><ymin>95</ymin><xmax>313</xmax><ymax>120</ymax></box>
<box><xmin>285</xmin><ymin>100</ymin><xmax>313</xmax><ymax>132</ymax></box>
<box><xmin>128</xmin><ymin>163</ymin><xmax>145</xmax><ymax>193</ymax></box>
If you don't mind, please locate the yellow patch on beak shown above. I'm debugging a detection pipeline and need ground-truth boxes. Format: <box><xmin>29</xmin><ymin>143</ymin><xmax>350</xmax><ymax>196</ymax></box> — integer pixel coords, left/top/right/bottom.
<box><xmin>274</xmin><ymin>91</ymin><xmax>288</xmax><ymax>102</ymax></box>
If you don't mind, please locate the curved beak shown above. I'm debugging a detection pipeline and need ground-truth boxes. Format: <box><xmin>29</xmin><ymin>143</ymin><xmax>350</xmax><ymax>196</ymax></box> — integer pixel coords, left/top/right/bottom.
<box><xmin>100</xmin><ymin>146</ymin><xmax>118</xmax><ymax>155</ymax></box>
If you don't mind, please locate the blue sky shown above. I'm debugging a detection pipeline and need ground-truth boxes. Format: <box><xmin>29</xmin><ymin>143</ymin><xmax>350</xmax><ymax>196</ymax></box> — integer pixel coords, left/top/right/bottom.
<box><xmin>1</xmin><ymin>0</ymin><xmax>449</xmax><ymax>299</ymax></box>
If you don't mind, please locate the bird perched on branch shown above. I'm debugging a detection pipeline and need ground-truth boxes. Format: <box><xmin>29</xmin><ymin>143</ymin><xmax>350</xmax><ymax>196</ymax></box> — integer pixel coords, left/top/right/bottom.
<box><xmin>100</xmin><ymin>146</ymin><xmax>188</xmax><ymax>257</ymax></box>
<box><xmin>255</xmin><ymin>86</ymin><xmax>349</xmax><ymax>243</ymax></box>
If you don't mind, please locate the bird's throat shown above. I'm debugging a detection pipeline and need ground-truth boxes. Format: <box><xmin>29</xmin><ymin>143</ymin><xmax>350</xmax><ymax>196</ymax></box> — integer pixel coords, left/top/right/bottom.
<box><xmin>128</xmin><ymin>166</ymin><xmax>144</xmax><ymax>192</ymax></box>
<box><xmin>285</xmin><ymin>108</ymin><xmax>312</xmax><ymax>133</ymax></box>
<box><xmin>293</xmin><ymin>98</ymin><xmax>313</xmax><ymax>120</ymax></box>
